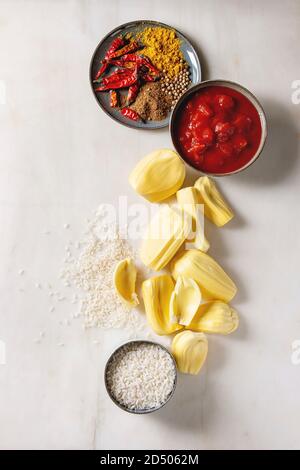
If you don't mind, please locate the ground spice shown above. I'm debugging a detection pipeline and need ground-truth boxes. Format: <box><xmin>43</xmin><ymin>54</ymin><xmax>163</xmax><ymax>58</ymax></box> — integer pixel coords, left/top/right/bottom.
<box><xmin>137</xmin><ymin>27</ymin><xmax>185</xmax><ymax>78</ymax></box>
<box><xmin>130</xmin><ymin>82</ymin><xmax>172</xmax><ymax>121</ymax></box>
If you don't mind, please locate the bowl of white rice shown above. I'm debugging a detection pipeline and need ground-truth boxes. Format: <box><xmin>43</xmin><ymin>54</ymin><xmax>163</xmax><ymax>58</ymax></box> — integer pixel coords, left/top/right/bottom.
<box><xmin>104</xmin><ymin>340</ymin><xmax>177</xmax><ymax>414</ymax></box>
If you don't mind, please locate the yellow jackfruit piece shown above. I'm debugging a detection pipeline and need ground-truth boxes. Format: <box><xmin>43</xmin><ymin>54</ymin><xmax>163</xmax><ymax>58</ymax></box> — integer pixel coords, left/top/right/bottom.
<box><xmin>170</xmin><ymin>276</ymin><xmax>202</xmax><ymax>326</ymax></box>
<box><xmin>113</xmin><ymin>258</ymin><xmax>139</xmax><ymax>308</ymax></box>
<box><xmin>142</xmin><ymin>274</ymin><xmax>182</xmax><ymax>335</ymax></box>
<box><xmin>129</xmin><ymin>149</ymin><xmax>186</xmax><ymax>202</ymax></box>
<box><xmin>187</xmin><ymin>301</ymin><xmax>239</xmax><ymax>335</ymax></box>
<box><xmin>140</xmin><ymin>205</ymin><xmax>189</xmax><ymax>271</ymax></box>
<box><xmin>194</xmin><ymin>176</ymin><xmax>234</xmax><ymax>227</ymax></box>
<box><xmin>172</xmin><ymin>330</ymin><xmax>208</xmax><ymax>375</ymax></box>
<box><xmin>176</xmin><ymin>186</ymin><xmax>210</xmax><ymax>252</ymax></box>
<box><xmin>170</xmin><ymin>249</ymin><xmax>237</xmax><ymax>303</ymax></box>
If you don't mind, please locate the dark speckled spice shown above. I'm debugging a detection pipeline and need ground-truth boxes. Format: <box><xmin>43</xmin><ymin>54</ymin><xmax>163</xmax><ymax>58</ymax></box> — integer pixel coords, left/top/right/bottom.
<box><xmin>130</xmin><ymin>82</ymin><xmax>172</xmax><ymax>121</ymax></box>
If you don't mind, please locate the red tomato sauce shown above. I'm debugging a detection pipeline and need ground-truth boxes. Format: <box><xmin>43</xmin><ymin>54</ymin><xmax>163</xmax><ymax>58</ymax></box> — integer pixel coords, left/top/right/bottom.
<box><xmin>174</xmin><ymin>85</ymin><xmax>262</xmax><ymax>174</ymax></box>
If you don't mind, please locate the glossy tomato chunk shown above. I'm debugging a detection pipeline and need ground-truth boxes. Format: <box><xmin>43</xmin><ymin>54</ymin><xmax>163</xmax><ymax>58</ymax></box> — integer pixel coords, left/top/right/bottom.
<box><xmin>198</xmin><ymin>103</ymin><xmax>214</xmax><ymax>118</ymax></box>
<box><xmin>215</xmin><ymin>94</ymin><xmax>234</xmax><ymax>110</ymax></box>
<box><xmin>234</xmin><ymin>135</ymin><xmax>248</xmax><ymax>153</ymax></box>
<box><xmin>218</xmin><ymin>142</ymin><xmax>234</xmax><ymax>158</ymax></box>
<box><xmin>233</xmin><ymin>113</ymin><xmax>252</xmax><ymax>133</ymax></box>
<box><xmin>201</xmin><ymin>127</ymin><xmax>214</xmax><ymax>144</ymax></box>
<box><xmin>214</xmin><ymin>121</ymin><xmax>235</xmax><ymax>142</ymax></box>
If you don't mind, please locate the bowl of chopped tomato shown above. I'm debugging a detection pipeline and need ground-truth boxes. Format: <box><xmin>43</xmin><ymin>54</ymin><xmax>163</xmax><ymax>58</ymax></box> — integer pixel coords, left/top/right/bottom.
<box><xmin>170</xmin><ymin>80</ymin><xmax>267</xmax><ymax>176</ymax></box>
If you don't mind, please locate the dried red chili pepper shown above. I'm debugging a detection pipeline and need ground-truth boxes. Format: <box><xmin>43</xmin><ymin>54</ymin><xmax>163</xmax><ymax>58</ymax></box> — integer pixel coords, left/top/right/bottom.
<box><xmin>94</xmin><ymin>73</ymin><xmax>137</xmax><ymax>91</ymax></box>
<box><xmin>108</xmin><ymin>59</ymin><xmax>136</xmax><ymax>69</ymax></box>
<box><xmin>138</xmin><ymin>56</ymin><xmax>160</xmax><ymax>76</ymax></box>
<box><xmin>117</xmin><ymin>54</ymin><xmax>160</xmax><ymax>76</ymax></box>
<box><xmin>109</xmin><ymin>41</ymin><xmax>140</xmax><ymax>59</ymax></box>
<box><xmin>94</xmin><ymin>62</ymin><xmax>109</xmax><ymax>80</ymax></box>
<box><xmin>106</xmin><ymin>36</ymin><xmax>125</xmax><ymax>58</ymax></box>
<box><xmin>127</xmin><ymin>84</ymin><xmax>139</xmax><ymax>104</ymax></box>
<box><xmin>94</xmin><ymin>36</ymin><xmax>125</xmax><ymax>80</ymax></box>
<box><xmin>102</xmin><ymin>69</ymin><xmax>133</xmax><ymax>86</ymax></box>
<box><xmin>120</xmin><ymin>107</ymin><xmax>141</xmax><ymax>121</ymax></box>
<box><xmin>141</xmin><ymin>72</ymin><xmax>157</xmax><ymax>82</ymax></box>
<box><xmin>110</xmin><ymin>90</ymin><xmax>118</xmax><ymax>108</ymax></box>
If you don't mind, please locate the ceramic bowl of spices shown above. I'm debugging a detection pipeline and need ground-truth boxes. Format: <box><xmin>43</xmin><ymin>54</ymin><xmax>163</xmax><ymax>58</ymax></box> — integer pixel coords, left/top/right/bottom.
<box><xmin>90</xmin><ymin>20</ymin><xmax>201</xmax><ymax>129</ymax></box>
<box><xmin>170</xmin><ymin>79</ymin><xmax>267</xmax><ymax>176</ymax></box>
<box><xmin>104</xmin><ymin>340</ymin><xmax>177</xmax><ymax>413</ymax></box>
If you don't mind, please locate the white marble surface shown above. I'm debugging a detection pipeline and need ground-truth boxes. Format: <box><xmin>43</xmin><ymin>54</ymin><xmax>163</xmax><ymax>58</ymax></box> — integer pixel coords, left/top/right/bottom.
<box><xmin>0</xmin><ymin>0</ymin><xmax>300</xmax><ymax>450</ymax></box>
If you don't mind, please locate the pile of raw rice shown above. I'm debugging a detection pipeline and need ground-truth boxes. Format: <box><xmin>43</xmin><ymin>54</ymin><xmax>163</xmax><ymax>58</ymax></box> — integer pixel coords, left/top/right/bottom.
<box><xmin>61</xmin><ymin>204</ymin><xmax>146</xmax><ymax>332</ymax></box>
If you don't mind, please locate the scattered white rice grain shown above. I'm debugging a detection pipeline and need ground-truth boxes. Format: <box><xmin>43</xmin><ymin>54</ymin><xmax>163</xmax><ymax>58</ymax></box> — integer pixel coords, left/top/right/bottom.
<box><xmin>39</xmin><ymin>331</ymin><xmax>45</xmax><ymax>338</ymax></box>
<box><xmin>35</xmin><ymin>283</ymin><xmax>42</xmax><ymax>289</ymax></box>
<box><xmin>57</xmin><ymin>342</ymin><xmax>65</xmax><ymax>347</ymax></box>
<box><xmin>49</xmin><ymin>306</ymin><xmax>55</xmax><ymax>313</ymax></box>
<box><xmin>18</xmin><ymin>269</ymin><xmax>25</xmax><ymax>275</ymax></box>
<box><xmin>64</xmin><ymin>223</ymin><xmax>70</xmax><ymax>229</ymax></box>
<box><xmin>60</xmin><ymin>204</ymin><xmax>146</xmax><ymax>332</ymax></box>
<box><xmin>42</xmin><ymin>230</ymin><xmax>51</xmax><ymax>235</ymax></box>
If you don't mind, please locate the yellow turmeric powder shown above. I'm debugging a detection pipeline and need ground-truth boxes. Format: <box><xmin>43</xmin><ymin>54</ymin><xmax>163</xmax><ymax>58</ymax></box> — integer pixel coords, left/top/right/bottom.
<box><xmin>137</xmin><ymin>27</ymin><xmax>185</xmax><ymax>78</ymax></box>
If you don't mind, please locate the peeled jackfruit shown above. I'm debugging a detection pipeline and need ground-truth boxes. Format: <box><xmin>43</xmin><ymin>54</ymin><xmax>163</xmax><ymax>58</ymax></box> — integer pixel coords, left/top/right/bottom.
<box><xmin>142</xmin><ymin>274</ymin><xmax>182</xmax><ymax>335</ymax></box>
<box><xmin>194</xmin><ymin>176</ymin><xmax>234</xmax><ymax>227</ymax></box>
<box><xmin>170</xmin><ymin>276</ymin><xmax>202</xmax><ymax>326</ymax></box>
<box><xmin>140</xmin><ymin>205</ymin><xmax>189</xmax><ymax>271</ymax></box>
<box><xmin>113</xmin><ymin>258</ymin><xmax>139</xmax><ymax>308</ymax></box>
<box><xmin>187</xmin><ymin>301</ymin><xmax>239</xmax><ymax>334</ymax></box>
<box><xmin>170</xmin><ymin>249</ymin><xmax>237</xmax><ymax>302</ymax></box>
<box><xmin>176</xmin><ymin>186</ymin><xmax>209</xmax><ymax>252</ymax></box>
<box><xmin>172</xmin><ymin>330</ymin><xmax>208</xmax><ymax>375</ymax></box>
<box><xmin>129</xmin><ymin>149</ymin><xmax>186</xmax><ymax>202</ymax></box>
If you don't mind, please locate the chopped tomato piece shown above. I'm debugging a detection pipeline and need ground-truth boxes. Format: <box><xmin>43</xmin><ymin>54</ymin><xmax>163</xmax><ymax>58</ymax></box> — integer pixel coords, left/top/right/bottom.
<box><xmin>215</xmin><ymin>94</ymin><xmax>234</xmax><ymax>110</ymax></box>
<box><xmin>198</xmin><ymin>103</ymin><xmax>214</xmax><ymax>117</ymax></box>
<box><xmin>218</xmin><ymin>142</ymin><xmax>234</xmax><ymax>157</ymax></box>
<box><xmin>214</xmin><ymin>121</ymin><xmax>235</xmax><ymax>142</ymax></box>
<box><xmin>201</xmin><ymin>127</ymin><xmax>214</xmax><ymax>144</ymax></box>
<box><xmin>234</xmin><ymin>136</ymin><xmax>248</xmax><ymax>153</ymax></box>
<box><xmin>214</xmin><ymin>121</ymin><xmax>235</xmax><ymax>135</ymax></box>
<box><xmin>187</xmin><ymin>143</ymin><xmax>207</xmax><ymax>155</ymax></box>
<box><xmin>233</xmin><ymin>114</ymin><xmax>252</xmax><ymax>133</ymax></box>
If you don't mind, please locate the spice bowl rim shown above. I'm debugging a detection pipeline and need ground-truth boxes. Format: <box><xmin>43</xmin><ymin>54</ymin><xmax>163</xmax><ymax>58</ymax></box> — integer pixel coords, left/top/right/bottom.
<box><xmin>104</xmin><ymin>339</ymin><xmax>178</xmax><ymax>414</ymax></box>
<box><xmin>169</xmin><ymin>79</ymin><xmax>268</xmax><ymax>176</ymax></box>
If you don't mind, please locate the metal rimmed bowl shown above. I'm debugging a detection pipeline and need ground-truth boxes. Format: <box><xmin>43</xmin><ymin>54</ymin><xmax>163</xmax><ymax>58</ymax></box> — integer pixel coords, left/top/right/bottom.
<box><xmin>170</xmin><ymin>79</ymin><xmax>267</xmax><ymax>176</ymax></box>
<box><xmin>104</xmin><ymin>340</ymin><xmax>177</xmax><ymax>414</ymax></box>
<box><xmin>89</xmin><ymin>20</ymin><xmax>201</xmax><ymax>130</ymax></box>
